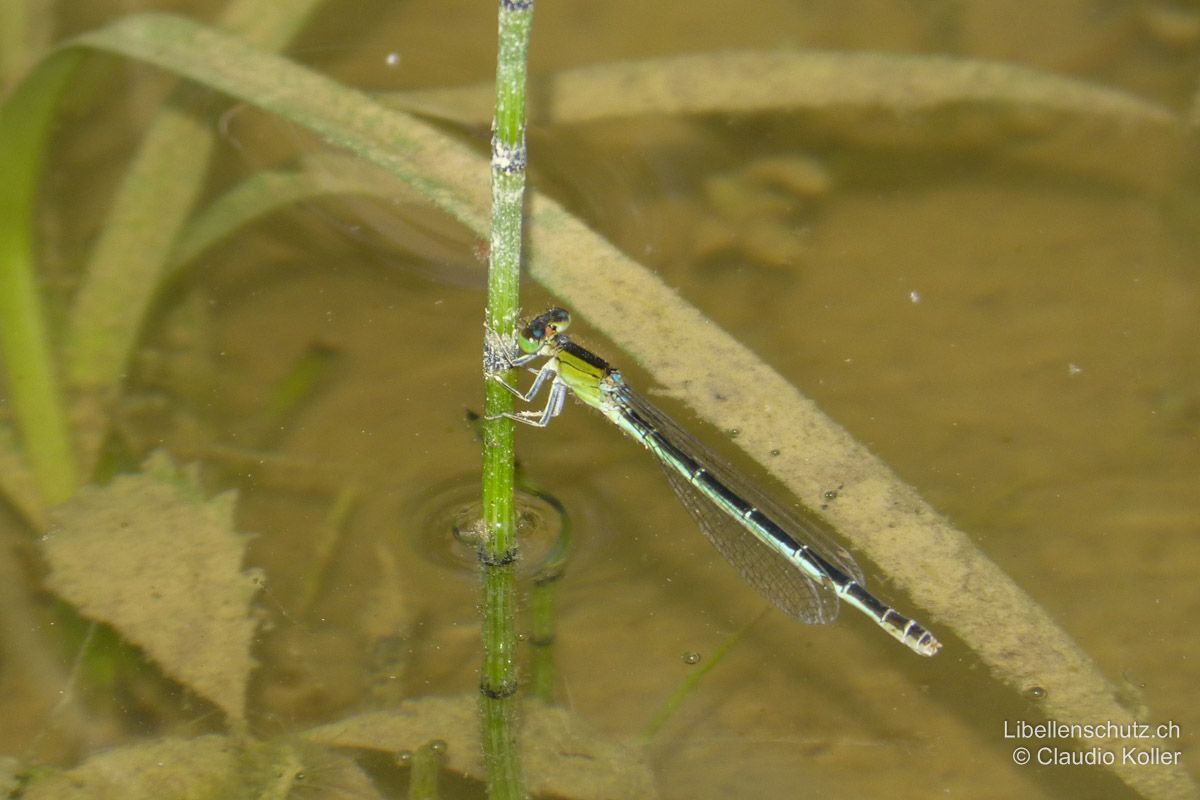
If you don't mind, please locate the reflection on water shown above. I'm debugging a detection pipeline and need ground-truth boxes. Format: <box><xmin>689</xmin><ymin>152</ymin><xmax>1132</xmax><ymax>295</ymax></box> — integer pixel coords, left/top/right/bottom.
<box><xmin>9</xmin><ymin>1</ymin><xmax>1199</xmax><ymax>798</ymax></box>
<box><xmin>407</xmin><ymin>472</ymin><xmax>567</xmax><ymax>580</ymax></box>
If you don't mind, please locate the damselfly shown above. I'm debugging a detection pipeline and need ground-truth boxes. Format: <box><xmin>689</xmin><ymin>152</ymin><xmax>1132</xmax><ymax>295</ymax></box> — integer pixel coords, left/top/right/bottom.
<box><xmin>490</xmin><ymin>308</ymin><xmax>941</xmax><ymax>657</ymax></box>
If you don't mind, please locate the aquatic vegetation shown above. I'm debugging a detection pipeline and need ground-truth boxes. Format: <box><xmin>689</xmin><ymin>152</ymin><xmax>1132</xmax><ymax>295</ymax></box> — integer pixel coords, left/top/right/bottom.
<box><xmin>0</xmin><ymin>5</ymin><xmax>1196</xmax><ymax>799</ymax></box>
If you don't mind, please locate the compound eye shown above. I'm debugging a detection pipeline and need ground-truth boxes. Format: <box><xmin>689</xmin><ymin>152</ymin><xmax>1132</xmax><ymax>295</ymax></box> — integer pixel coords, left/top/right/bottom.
<box><xmin>545</xmin><ymin>307</ymin><xmax>571</xmax><ymax>334</ymax></box>
<box><xmin>517</xmin><ymin>308</ymin><xmax>572</xmax><ymax>352</ymax></box>
<box><xmin>516</xmin><ymin>325</ymin><xmax>543</xmax><ymax>353</ymax></box>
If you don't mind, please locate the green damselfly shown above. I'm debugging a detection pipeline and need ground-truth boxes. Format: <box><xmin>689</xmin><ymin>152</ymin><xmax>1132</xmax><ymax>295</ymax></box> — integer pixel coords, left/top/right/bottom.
<box><xmin>490</xmin><ymin>308</ymin><xmax>941</xmax><ymax>657</ymax></box>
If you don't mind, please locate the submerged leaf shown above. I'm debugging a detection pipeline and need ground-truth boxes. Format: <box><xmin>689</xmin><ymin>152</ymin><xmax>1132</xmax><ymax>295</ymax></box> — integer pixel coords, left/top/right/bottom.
<box><xmin>42</xmin><ymin>451</ymin><xmax>261</xmax><ymax>723</ymax></box>
<box><xmin>22</xmin><ymin>736</ymin><xmax>381</xmax><ymax>800</ymax></box>
<box><xmin>305</xmin><ymin>695</ymin><xmax>659</xmax><ymax>800</ymax></box>
<box><xmin>23</xmin><ymin>736</ymin><xmax>235</xmax><ymax>800</ymax></box>
<box><xmin>385</xmin><ymin>49</ymin><xmax>1178</xmax><ymax>128</ymax></box>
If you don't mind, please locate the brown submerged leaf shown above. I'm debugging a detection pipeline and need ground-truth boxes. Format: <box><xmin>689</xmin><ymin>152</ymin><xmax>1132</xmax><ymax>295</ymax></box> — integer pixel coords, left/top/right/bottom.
<box><xmin>305</xmin><ymin>695</ymin><xmax>659</xmax><ymax>800</ymax></box>
<box><xmin>42</xmin><ymin>451</ymin><xmax>262</xmax><ymax>723</ymax></box>
<box><xmin>22</xmin><ymin>736</ymin><xmax>381</xmax><ymax>800</ymax></box>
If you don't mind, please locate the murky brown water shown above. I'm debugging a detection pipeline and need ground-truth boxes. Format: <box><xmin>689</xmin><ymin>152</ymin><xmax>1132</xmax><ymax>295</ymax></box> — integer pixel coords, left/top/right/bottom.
<box><xmin>4</xmin><ymin>1</ymin><xmax>1198</xmax><ymax>798</ymax></box>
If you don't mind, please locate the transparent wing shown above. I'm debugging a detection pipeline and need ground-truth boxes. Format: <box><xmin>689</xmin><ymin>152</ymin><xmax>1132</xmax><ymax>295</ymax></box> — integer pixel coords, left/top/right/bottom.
<box><xmin>616</xmin><ymin>386</ymin><xmax>866</xmax><ymax>624</ymax></box>
<box><xmin>656</xmin><ymin>463</ymin><xmax>837</xmax><ymax>623</ymax></box>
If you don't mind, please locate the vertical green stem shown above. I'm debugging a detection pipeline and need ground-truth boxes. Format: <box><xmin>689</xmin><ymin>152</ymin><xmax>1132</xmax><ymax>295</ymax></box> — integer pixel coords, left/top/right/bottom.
<box><xmin>528</xmin><ymin>570</ymin><xmax>560</xmax><ymax>703</ymax></box>
<box><xmin>407</xmin><ymin>740</ymin><xmax>446</xmax><ymax>800</ymax></box>
<box><xmin>480</xmin><ymin>0</ymin><xmax>533</xmax><ymax>798</ymax></box>
<box><xmin>528</xmin><ymin>491</ymin><xmax>569</xmax><ymax>703</ymax></box>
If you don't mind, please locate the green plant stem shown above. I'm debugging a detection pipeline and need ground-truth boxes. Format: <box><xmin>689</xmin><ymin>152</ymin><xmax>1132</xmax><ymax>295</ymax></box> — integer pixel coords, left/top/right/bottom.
<box><xmin>527</xmin><ymin>489</ymin><xmax>569</xmax><ymax>704</ymax></box>
<box><xmin>480</xmin><ymin>1</ymin><xmax>534</xmax><ymax>798</ymax></box>
<box><xmin>408</xmin><ymin>740</ymin><xmax>445</xmax><ymax>800</ymax></box>
<box><xmin>528</xmin><ymin>568</ymin><xmax>560</xmax><ymax>704</ymax></box>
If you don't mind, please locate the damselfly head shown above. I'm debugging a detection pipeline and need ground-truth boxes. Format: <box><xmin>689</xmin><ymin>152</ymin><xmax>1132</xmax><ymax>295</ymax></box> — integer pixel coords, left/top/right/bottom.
<box><xmin>518</xmin><ymin>307</ymin><xmax>571</xmax><ymax>353</ymax></box>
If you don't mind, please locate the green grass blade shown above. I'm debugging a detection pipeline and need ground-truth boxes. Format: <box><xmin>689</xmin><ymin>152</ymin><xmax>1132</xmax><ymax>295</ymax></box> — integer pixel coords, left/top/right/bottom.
<box><xmin>0</xmin><ymin>49</ymin><xmax>85</xmax><ymax>505</ymax></box>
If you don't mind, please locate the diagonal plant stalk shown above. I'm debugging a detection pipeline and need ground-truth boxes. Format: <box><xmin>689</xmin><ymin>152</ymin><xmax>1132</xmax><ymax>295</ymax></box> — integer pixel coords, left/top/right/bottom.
<box><xmin>378</xmin><ymin>49</ymin><xmax>1178</xmax><ymax>129</ymax></box>
<box><xmin>639</xmin><ymin>610</ymin><xmax>767</xmax><ymax>745</ymax></box>
<box><xmin>479</xmin><ymin>0</ymin><xmax>535</xmax><ymax>796</ymax></box>
<box><xmin>2</xmin><ymin>16</ymin><xmax>1194</xmax><ymax>799</ymax></box>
